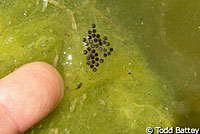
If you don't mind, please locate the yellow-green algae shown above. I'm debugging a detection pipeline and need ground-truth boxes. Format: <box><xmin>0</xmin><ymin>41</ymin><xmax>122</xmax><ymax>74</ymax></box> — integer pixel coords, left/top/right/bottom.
<box><xmin>0</xmin><ymin>0</ymin><xmax>199</xmax><ymax>133</ymax></box>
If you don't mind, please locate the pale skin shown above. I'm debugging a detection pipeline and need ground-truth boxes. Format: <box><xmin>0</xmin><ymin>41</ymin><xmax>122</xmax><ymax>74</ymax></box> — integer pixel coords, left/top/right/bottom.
<box><xmin>0</xmin><ymin>62</ymin><xmax>64</xmax><ymax>134</ymax></box>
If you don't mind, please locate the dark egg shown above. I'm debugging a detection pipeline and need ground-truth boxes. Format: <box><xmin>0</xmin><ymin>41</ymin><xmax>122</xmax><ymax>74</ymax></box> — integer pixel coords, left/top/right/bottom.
<box><xmin>91</xmin><ymin>60</ymin><xmax>95</xmax><ymax>64</ymax></box>
<box><xmin>87</xmin><ymin>47</ymin><xmax>91</xmax><ymax>51</ymax></box>
<box><xmin>103</xmin><ymin>53</ymin><xmax>107</xmax><ymax>57</ymax></box>
<box><xmin>92</xmin><ymin>49</ymin><xmax>96</xmax><ymax>53</ymax></box>
<box><xmin>82</xmin><ymin>38</ymin><xmax>86</xmax><ymax>42</ymax></box>
<box><xmin>84</xmin><ymin>42</ymin><xmax>89</xmax><ymax>46</ymax></box>
<box><xmin>88</xmin><ymin>30</ymin><xmax>92</xmax><ymax>34</ymax></box>
<box><xmin>103</xmin><ymin>36</ymin><xmax>108</xmax><ymax>40</ymax></box>
<box><xmin>94</xmin><ymin>53</ymin><xmax>98</xmax><ymax>56</ymax></box>
<box><xmin>95</xmin><ymin>57</ymin><xmax>99</xmax><ymax>61</ymax></box>
<box><xmin>86</xmin><ymin>56</ymin><xmax>90</xmax><ymax>60</ymax></box>
<box><xmin>95</xmin><ymin>63</ymin><xmax>99</xmax><ymax>67</ymax></box>
<box><xmin>106</xmin><ymin>42</ymin><xmax>110</xmax><ymax>46</ymax></box>
<box><xmin>107</xmin><ymin>52</ymin><xmax>111</xmax><ymax>56</ymax></box>
<box><xmin>92</xmin><ymin>34</ymin><xmax>96</xmax><ymax>38</ymax></box>
<box><xmin>90</xmin><ymin>64</ymin><xmax>94</xmax><ymax>68</ymax></box>
<box><xmin>82</xmin><ymin>50</ymin><xmax>87</xmax><ymax>54</ymax></box>
<box><xmin>91</xmin><ymin>44</ymin><xmax>95</xmax><ymax>48</ymax></box>
<box><xmin>100</xmin><ymin>59</ymin><xmax>104</xmax><ymax>63</ymax></box>
<box><xmin>96</xmin><ymin>34</ymin><xmax>100</xmax><ymax>38</ymax></box>
<box><xmin>87</xmin><ymin>35</ymin><xmax>92</xmax><ymax>39</ymax></box>
<box><xmin>87</xmin><ymin>61</ymin><xmax>91</xmax><ymax>65</ymax></box>
<box><xmin>99</xmin><ymin>47</ymin><xmax>102</xmax><ymax>51</ymax></box>
<box><xmin>93</xmin><ymin>68</ymin><xmax>97</xmax><ymax>72</ymax></box>
<box><xmin>91</xmin><ymin>55</ymin><xmax>95</xmax><ymax>59</ymax></box>
<box><xmin>89</xmin><ymin>40</ymin><xmax>93</xmax><ymax>44</ymax></box>
<box><xmin>95</xmin><ymin>44</ymin><xmax>99</xmax><ymax>48</ymax></box>
<box><xmin>93</xmin><ymin>29</ymin><xmax>96</xmax><ymax>33</ymax></box>
<box><xmin>99</xmin><ymin>42</ymin><xmax>102</xmax><ymax>46</ymax></box>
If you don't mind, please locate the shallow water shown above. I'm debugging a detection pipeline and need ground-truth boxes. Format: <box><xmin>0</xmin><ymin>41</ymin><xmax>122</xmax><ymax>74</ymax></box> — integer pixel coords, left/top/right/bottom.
<box><xmin>0</xmin><ymin>0</ymin><xmax>199</xmax><ymax>133</ymax></box>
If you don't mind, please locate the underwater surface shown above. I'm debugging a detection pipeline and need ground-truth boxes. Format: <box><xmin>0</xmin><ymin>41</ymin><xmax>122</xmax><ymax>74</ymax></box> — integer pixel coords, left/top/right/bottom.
<box><xmin>0</xmin><ymin>0</ymin><xmax>200</xmax><ymax>133</ymax></box>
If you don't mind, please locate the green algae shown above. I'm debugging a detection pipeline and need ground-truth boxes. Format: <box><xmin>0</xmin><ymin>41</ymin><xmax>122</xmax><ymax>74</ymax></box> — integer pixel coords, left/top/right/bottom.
<box><xmin>0</xmin><ymin>0</ymin><xmax>199</xmax><ymax>133</ymax></box>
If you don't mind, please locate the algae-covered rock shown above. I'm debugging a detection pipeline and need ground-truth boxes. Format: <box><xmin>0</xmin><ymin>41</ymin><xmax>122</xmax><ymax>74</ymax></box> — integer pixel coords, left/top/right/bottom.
<box><xmin>0</xmin><ymin>0</ymin><xmax>199</xmax><ymax>133</ymax></box>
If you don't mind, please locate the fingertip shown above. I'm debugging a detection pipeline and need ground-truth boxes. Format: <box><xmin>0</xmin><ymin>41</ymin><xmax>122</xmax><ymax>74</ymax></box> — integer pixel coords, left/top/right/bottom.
<box><xmin>0</xmin><ymin>62</ymin><xmax>64</xmax><ymax>133</ymax></box>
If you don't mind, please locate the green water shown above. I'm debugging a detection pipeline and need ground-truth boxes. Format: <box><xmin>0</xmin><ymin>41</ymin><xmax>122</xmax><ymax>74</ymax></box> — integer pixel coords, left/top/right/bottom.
<box><xmin>0</xmin><ymin>0</ymin><xmax>199</xmax><ymax>133</ymax></box>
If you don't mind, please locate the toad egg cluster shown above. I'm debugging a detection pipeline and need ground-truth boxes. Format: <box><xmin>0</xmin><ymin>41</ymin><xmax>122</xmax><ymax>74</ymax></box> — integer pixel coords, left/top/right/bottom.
<box><xmin>82</xmin><ymin>24</ymin><xmax>113</xmax><ymax>72</ymax></box>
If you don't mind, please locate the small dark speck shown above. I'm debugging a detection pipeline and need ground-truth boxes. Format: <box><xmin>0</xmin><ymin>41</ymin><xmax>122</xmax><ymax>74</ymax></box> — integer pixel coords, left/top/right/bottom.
<box><xmin>92</xmin><ymin>24</ymin><xmax>96</xmax><ymax>28</ymax></box>
<box><xmin>128</xmin><ymin>71</ymin><xmax>131</xmax><ymax>75</ymax></box>
<box><xmin>102</xmin><ymin>110</ymin><xmax>110</xmax><ymax>112</ymax></box>
<box><xmin>103</xmin><ymin>53</ymin><xmax>107</xmax><ymax>57</ymax></box>
<box><xmin>64</xmin><ymin>33</ymin><xmax>70</xmax><ymax>37</ymax></box>
<box><xmin>107</xmin><ymin>52</ymin><xmax>111</xmax><ymax>56</ymax></box>
<box><xmin>76</xmin><ymin>82</ymin><xmax>82</xmax><ymax>89</ymax></box>
<box><xmin>39</xmin><ymin>125</ymin><xmax>43</xmax><ymax>130</ymax></box>
<box><xmin>102</xmin><ymin>40</ymin><xmax>106</xmax><ymax>44</ymax></box>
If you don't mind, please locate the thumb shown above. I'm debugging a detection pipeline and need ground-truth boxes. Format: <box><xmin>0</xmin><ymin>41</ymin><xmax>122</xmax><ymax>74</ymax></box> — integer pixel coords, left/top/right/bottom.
<box><xmin>0</xmin><ymin>62</ymin><xmax>64</xmax><ymax>134</ymax></box>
